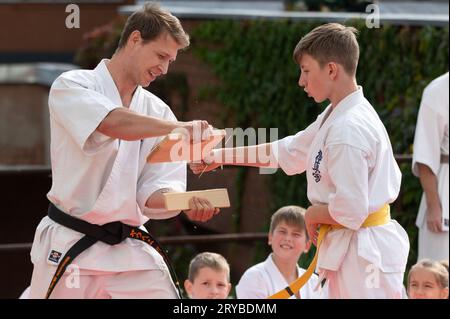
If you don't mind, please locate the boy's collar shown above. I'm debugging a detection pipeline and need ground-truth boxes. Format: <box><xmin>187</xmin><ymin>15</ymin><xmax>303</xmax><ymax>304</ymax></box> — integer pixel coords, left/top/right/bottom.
<box><xmin>332</xmin><ymin>86</ymin><xmax>364</xmax><ymax>110</ymax></box>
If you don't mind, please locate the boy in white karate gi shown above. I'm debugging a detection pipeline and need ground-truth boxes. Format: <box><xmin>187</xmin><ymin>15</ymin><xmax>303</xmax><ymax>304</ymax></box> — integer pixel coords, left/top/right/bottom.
<box><xmin>29</xmin><ymin>2</ymin><xmax>220</xmax><ymax>299</ymax></box>
<box><xmin>412</xmin><ymin>72</ymin><xmax>449</xmax><ymax>261</ymax></box>
<box><xmin>191</xmin><ymin>23</ymin><xmax>410</xmax><ymax>298</ymax></box>
<box><xmin>184</xmin><ymin>252</ymin><xmax>232</xmax><ymax>299</ymax></box>
<box><xmin>236</xmin><ymin>206</ymin><xmax>324</xmax><ymax>299</ymax></box>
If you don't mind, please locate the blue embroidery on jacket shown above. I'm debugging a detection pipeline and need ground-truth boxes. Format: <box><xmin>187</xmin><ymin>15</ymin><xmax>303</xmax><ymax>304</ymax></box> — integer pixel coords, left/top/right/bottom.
<box><xmin>312</xmin><ymin>150</ymin><xmax>323</xmax><ymax>182</ymax></box>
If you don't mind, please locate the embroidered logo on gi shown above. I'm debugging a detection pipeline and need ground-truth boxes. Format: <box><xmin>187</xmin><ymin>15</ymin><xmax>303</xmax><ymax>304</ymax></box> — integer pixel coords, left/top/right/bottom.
<box><xmin>48</xmin><ymin>250</ymin><xmax>62</xmax><ymax>264</ymax></box>
<box><xmin>312</xmin><ymin>150</ymin><xmax>323</xmax><ymax>183</ymax></box>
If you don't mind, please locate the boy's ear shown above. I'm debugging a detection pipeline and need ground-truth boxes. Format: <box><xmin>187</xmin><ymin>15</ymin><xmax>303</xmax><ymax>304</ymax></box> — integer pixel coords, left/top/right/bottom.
<box><xmin>328</xmin><ymin>62</ymin><xmax>338</xmax><ymax>79</ymax></box>
<box><xmin>268</xmin><ymin>233</ymin><xmax>272</xmax><ymax>246</ymax></box>
<box><xmin>184</xmin><ymin>279</ymin><xmax>193</xmax><ymax>298</ymax></box>
<box><xmin>226</xmin><ymin>283</ymin><xmax>232</xmax><ymax>296</ymax></box>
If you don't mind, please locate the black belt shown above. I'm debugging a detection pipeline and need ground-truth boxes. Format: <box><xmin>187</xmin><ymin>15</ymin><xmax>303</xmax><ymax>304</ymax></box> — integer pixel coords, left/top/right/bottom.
<box><xmin>442</xmin><ymin>154</ymin><xmax>449</xmax><ymax>164</ymax></box>
<box><xmin>45</xmin><ymin>203</ymin><xmax>183</xmax><ymax>299</ymax></box>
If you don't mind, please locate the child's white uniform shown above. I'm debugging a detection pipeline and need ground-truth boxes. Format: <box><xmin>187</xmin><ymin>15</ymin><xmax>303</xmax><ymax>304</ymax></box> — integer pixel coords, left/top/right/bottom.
<box><xmin>235</xmin><ymin>254</ymin><xmax>325</xmax><ymax>299</ymax></box>
<box><xmin>412</xmin><ymin>72</ymin><xmax>449</xmax><ymax>261</ymax></box>
<box><xmin>271</xmin><ymin>87</ymin><xmax>410</xmax><ymax>298</ymax></box>
<box><xmin>29</xmin><ymin>59</ymin><xmax>186</xmax><ymax>298</ymax></box>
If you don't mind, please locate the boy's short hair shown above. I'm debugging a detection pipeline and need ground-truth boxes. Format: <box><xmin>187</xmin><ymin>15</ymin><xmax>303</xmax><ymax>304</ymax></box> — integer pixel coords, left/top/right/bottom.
<box><xmin>117</xmin><ymin>1</ymin><xmax>189</xmax><ymax>49</ymax></box>
<box><xmin>408</xmin><ymin>259</ymin><xmax>449</xmax><ymax>289</ymax></box>
<box><xmin>188</xmin><ymin>252</ymin><xmax>230</xmax><ymax>282</ymax></box>
<box><xmin>269</xmin><ymin>206</ymin><xmax>307</xmax><ymax>238</ymax></box>
<box><xmin>293</xmin><ymin>23</ymin><xmax>359</xmax><ymax>76</ymax></box>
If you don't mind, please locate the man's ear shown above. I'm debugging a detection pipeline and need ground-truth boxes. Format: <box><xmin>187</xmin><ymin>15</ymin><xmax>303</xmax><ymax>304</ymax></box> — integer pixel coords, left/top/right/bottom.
<box><xmin>184</xmin><ymin>279</ymin><xmax>193</xmax><ymax>298</ymax></box>
<box><xmin>127</xmin><ymin>30</ymin><xmax>142</xmax><ymax>48</ymax></box>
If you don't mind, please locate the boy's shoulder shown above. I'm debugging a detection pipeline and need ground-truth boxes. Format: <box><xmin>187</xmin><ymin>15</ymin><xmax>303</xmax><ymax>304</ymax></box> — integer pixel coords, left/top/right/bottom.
<box><xmin>325</xmin><ymin>102</ymin><xmax>382</xmax><ymax>152</ymax></box>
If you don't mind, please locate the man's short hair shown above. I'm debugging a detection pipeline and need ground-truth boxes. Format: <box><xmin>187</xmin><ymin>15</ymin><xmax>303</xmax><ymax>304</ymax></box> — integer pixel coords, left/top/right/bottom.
<box><xmin>117</xmin><ymin>1</ymin><xmax>189</xmax><ymax>49</ymax></box>
<box><xmin>188</xmin><ymin>252</ymin><xmax>230</xmax><ymax>282</ymax></box>
<box><xmin>293</xmin><ymin>23</ymin><xmax>359</xmax><ymax>76</ymax></box>
<box><xmin>269</xmin><ymin>206</ymin><xmax>307</xmax><ymax>238</ymax></box>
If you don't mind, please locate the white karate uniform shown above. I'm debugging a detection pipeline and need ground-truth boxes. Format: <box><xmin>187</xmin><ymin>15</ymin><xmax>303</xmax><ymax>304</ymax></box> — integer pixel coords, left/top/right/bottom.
<box><xmin>412</xmin><ymin>72</ymin><xmax>449</xmax><ymax>261</ymax></box>
<box><xmin>29</xmin><ymin>59</ymin><xmax>186</xmax><ymax>299</ymax></box>
<box><xmin>235</xmin><ymin>254</ymin><xmax>325</xmax><ymax>299</ymax></box>
<box><xmin>271</xmin><ymin>87</ymin><xmax>410</xmax><ymax>298</ymax></box>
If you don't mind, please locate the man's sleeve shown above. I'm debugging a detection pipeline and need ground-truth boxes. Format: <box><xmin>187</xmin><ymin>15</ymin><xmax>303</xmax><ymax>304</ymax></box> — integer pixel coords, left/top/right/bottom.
<box><xmin>136</xmin><ymin>104</ymin><xmax>187</xmax><ymax>219</ymax></box>
<box><xmin>49</xmin><ymin>74</ymin><xmax>120</xmax><ymax>154</ymax></box>
<box><xmin>412</xmin><ymin>92</ymin><xmax>446</xmax><ymax>177</ymax></box>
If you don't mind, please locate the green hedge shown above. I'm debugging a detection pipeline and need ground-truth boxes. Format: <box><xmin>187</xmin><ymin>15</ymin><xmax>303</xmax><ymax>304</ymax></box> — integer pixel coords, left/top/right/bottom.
<box><xmin>191</xmin><ymin>20</ymin><xmax>449</xmax><ymax>271</ymax></box>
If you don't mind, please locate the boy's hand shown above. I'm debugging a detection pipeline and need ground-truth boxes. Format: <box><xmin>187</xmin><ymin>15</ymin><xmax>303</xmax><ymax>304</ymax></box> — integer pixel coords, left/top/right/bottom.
<box><xmin>184</xmin><ymin>197</ymin><xmax>220</xmax><ymax>222</ymax></box>
<box><xmin>305</xmin><ymin>207</ymin><xmax>320</xmax><ymax>246</ymax></box>
<box><xmin>190</xmin><ymin>151</ymin><xmax>221</xmax><ymax>175</ymax></box>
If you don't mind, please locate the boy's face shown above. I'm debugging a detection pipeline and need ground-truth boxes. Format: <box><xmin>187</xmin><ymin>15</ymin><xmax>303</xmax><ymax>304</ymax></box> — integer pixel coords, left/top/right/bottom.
<box><xmin>297</xmin><ymin>53</ymin><xmax>333</xmax><ymax>103</ymax></box>
<box><xmin>268</xmin><ymin>221</ymin><xmax>310</xmax><ymax>262</ymax></box>
<box><xmin>184</xmin><ymin>267</ymin><xmax>231</xmax><ymax>299</ymax></box>
<box><xmin>408</xmin><ymin>267</ymin><xmax>449</xmax><ymax>299</ymax></box>
<box><xmin>126</xmin><ymin>31</ymin><xmax>183</xmax><ymax>87</ymax></box>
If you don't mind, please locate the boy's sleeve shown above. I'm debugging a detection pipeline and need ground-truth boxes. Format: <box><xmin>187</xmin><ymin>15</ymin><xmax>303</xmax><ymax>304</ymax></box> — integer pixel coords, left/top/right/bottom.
<box><xmin>49</xmin><ymin>74</ymin><xmax>120</xmax><ymax>154</ymax></box>
<box><xmin>271</xmin><ymin>120</ymin><xmax>319</xmax><ymax>175</ymax></box>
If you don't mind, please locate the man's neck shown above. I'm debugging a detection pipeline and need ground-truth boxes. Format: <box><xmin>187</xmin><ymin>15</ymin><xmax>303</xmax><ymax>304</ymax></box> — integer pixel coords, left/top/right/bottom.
<box><xmin>106</xmin><ymin>53</ymin><xmax>138</xmax><ymax>105</ymax></box>
<box><xmin>329</xmin><ymin>78</ymin><xmax>358</xmax><ymax>109</ymax></box>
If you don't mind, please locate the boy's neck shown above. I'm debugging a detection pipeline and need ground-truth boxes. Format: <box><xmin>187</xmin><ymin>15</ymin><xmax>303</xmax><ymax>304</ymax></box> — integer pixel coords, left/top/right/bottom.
<box><xmin>329</xmin><ymin>77</ymin><xmax>358</xmax><ymax>109</ymax></box>
<box><xmin>271</xmin><ymin>254</ymin><xmax>298</xmax><ymax>281</ymax></box>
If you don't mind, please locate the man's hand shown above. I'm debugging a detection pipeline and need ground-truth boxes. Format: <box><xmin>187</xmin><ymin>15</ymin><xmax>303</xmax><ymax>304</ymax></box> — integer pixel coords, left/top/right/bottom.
<box><xmin>184</xmin><ymin>197</ymin><xmax>220</xmax><ymax>222</ymax></box>
<box><xmin>427</xmin><ymin>204</ymin><xmax>443</xmax><ymax>233</ymax></box>
<box><xmin>175</xmin><ymin>120</ymin><xmax>214</xmax><ymax>142</ymax></box>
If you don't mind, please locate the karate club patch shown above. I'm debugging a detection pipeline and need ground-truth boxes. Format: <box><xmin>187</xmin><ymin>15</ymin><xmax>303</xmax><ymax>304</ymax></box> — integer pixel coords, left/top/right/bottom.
<box><xmin>312</xmin><ymin>150</ymin><xmax>323</xmax><ymax>182</ymax></box>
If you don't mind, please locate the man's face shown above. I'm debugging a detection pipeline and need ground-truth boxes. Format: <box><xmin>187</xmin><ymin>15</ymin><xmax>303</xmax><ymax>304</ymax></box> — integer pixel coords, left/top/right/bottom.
<box><xmin>128</xmin><ymin>31</ymin><xmax>183</xmax><ymax>87</ymax></box>
<box><xmin>297</xmin><ymin>53</ymin><xmax>332</xmax><ymax>103</ymax></box>
<box><xmin>184</xmin><ymin>267</ymin><xmax>231</xmax><ymax>299</ymax></box>
<box><xmin>269</xmin><ymin>221</ymin><xmax>309</xmax><ymax>262</ymax></box>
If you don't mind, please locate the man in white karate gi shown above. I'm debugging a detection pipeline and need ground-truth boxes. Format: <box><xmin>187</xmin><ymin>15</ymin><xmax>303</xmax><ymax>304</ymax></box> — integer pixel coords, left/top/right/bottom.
<box><xmin>29</xmin><ymin>2</ymin><xmax>219</xmax><ymax>299</ymax></box>
<box><xmin>412</xmin><ymin>72</ymin><xmax>449</xmax><ymax>261</ymax></box>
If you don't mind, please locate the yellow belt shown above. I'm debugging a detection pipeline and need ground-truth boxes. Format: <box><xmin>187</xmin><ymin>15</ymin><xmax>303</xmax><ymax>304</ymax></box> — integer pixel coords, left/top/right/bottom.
<box><xmin>268</xmin><ymin>204</ymin><xmax>391</xmax><ymax>299</ymax></box>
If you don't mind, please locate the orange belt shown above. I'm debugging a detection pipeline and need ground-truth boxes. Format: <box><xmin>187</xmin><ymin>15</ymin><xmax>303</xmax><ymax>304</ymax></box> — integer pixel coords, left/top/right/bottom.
<box><xmin>268</xmin><ymin>204</ymin><xmax>391</xmax><ymax>299</ymax></box>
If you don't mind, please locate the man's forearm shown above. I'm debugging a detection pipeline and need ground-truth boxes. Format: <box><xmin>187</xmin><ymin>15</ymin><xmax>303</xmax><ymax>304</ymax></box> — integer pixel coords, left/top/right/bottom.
<box><xmin>97</xmin><ymin>108</ymin><xmax>179</xmax><ymax>141</ymax></box>
<box><xmin>145</xmin><ymin>188</ymin><xmax>173</xmax><ymax>210</ymax></box>
<box><xmin>417</xmin><ymin>163</ymin><xmax>441</xmax><ymax>208</ymax></box>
